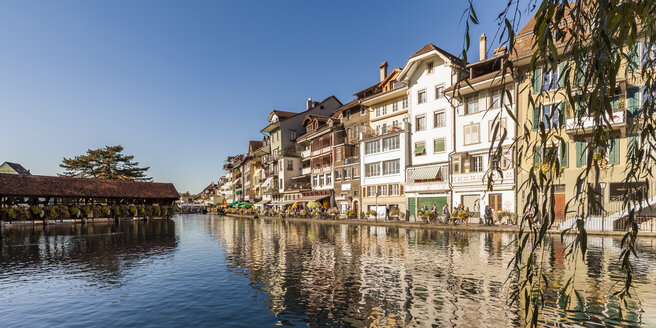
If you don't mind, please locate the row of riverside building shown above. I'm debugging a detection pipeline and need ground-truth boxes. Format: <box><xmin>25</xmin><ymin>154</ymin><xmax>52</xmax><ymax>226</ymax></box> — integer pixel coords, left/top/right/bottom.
<box><xmin>215</xmin><ymin>14</ymin><xmax>655</xmax><ymax>228</ymax></box>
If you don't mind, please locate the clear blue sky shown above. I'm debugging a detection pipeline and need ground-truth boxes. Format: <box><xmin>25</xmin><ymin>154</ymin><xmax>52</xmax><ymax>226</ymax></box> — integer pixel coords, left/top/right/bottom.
<box><xmin>0</xmin><ymin>0</ymin><xmax>529</xmax><ymax>194</ymax></box>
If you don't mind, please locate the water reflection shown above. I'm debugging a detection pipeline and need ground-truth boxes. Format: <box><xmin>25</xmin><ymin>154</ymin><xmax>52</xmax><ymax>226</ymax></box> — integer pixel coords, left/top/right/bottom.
<box><xmin>0</xmin><ymin>220</ymin><xmax>177</xmax><ymax>287</ymax></box>
<box><xmin>208</xmin><ymin>218</ymin><xmax>656</xmax><ymax>327</ymax></box>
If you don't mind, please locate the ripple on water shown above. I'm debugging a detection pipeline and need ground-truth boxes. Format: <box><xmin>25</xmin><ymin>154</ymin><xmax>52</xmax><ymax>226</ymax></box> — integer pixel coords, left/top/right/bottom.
<box><xmin>0</xmin><ymin>215</ymin><xmax>655</xmax><ymax>327</ymax></box>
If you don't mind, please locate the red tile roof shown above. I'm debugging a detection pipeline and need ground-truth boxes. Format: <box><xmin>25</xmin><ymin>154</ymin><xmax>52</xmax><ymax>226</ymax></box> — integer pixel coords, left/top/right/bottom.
<box><xmin>0</xmin><ymin>173</ymin><xmax>179</xmax><ymax>199</ymax></box>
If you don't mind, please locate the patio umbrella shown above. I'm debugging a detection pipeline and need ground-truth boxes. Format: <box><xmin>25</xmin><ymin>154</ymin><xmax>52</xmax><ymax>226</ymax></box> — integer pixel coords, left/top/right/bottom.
<box><xmin>238</xmin><ymin>202</ymin><xmax>253</xmax><ymax>208</ymax></box>
<box><xmin>291</xmin><ymin>202</ymin><xmax>300</xmax><ymax>209</ymax></box>
<box><xmin>307</xmin><ymin>201</ymin><xmax>321</xmax><ymax>209</ymax></box>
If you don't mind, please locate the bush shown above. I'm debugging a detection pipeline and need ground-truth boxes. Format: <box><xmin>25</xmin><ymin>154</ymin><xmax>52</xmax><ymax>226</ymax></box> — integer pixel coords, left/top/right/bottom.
<box><xmin>45</xmin><ymin>207</ymin><xmax>58</xmax><ymax>219</ymax></box>
<box><xmin>101</xmin><ymin>206</ymin><xmax>111</xmax><ymax>216</ymax></box>
<box><xmin>129</xmin><ymin>205</ymin><xmax>137</xmax><ymax>216</ymax></box>
<box><xmin>70</xmin><ymin>206</ymin><xmax>80</xmax><ymax>218</ymax></box>
<box><xmin>6</xmin><ymin>208</ymin><xmax>16</xmax><ymax>220</ymax></box>
<box><xmin>82</xmin><ymin>206</ymin><xmax>92</xmax><ymax>217</ymax></box>
<box><xmin>31</xmin><ymin>206</ymin><xmax>44</xmax><ymax>218</ymax></box>
<box><xmin>153</xmin><ymin>206</ymin><xmax>162</xmax><ymax>216</ymax></box>
<box><xmin>16</xmin><ymin>207</ymin><xmax>30</xmax><ymax>220</ymax></box>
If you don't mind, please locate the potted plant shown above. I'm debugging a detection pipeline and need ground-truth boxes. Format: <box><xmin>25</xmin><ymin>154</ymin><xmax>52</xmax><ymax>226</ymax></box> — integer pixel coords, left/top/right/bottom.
<box><xmin>347</xmin><ymin>211</ymin><xmax>357</xmax><ymax>219</ymax></box>
<box><xmin>69</xmin><ymin>206</ymin><xmax>81</xmax><ymax>218</ymax></box>
<box><xmin>128</xmin><ymin>205</ymin><xmax>138</xmax><ymax>217</ymax></box>
<box><xmin>31</xmin><ymin>206</ymin><xmax>44</xmax><ymax>219</ymax></box>
<box><xmin>45</xmin><ymin>207</ymin><xmax>58</xmax><ymax>220</ymax></box>
<box><xmin>367</xmin><ymin>210</ymin><xmax>377</xmax><ymax>220</ymax></box>
<box><xmin>101</xmin><ymin>206</ymin><xmax>111</xmax><ymax>217</ymax></box>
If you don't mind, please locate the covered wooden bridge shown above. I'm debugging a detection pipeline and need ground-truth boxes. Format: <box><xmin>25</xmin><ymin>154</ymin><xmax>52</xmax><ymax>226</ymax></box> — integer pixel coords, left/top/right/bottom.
<box><xmin>0</xmin><ymin>173</ymin><xmax>179</xmax><ymax>223</ymax></box>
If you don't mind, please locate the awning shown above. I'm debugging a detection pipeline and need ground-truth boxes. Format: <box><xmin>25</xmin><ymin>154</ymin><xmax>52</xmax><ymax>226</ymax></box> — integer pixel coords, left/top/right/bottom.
<box><xmin>409</xmin><ymin>166</ymin><xmax>441</xmax><ymax>183</ymax></box>
<box><xmin>295</xmin><ymin>194</ymin><xmax>330</xmax><ymax>202</ymax></box>
<box><xmin>414</xmin><ymin>143</ymin><xmax>425</xmax><ymax>154</ymax></box>
<box><xmin>233</xmin><ymin>189</ymin><xmax>242</xmax><ymax>194</ymax></box>
<box><xmin>261</xmin><ymin>177</ymin><xmax>273</xmax><ymax>188</ymax></box>
<box><xmin>255</xmin><ymin>199</ymin><xmax>270</xmax><ymax>205</ymax></box>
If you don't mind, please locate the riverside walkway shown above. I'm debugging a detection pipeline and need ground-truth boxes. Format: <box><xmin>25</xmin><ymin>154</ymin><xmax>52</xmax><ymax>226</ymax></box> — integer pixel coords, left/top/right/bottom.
<box><xmin>223</xmin><ymin>213</ymin><xmax>656</xmax><ymax>238</ymax></box>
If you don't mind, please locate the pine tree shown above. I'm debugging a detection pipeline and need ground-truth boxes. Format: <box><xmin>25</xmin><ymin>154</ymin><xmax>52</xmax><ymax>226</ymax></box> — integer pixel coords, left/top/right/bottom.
<box><xmin>59</xmin><ymin>145</ymin><xmax>152</xmax><ymax>181</ymax></box>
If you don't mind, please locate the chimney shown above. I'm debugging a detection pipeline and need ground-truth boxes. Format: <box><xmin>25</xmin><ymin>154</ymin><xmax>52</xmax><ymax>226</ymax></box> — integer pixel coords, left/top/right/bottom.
<box><xmin>479</xmin><ymin>33</ymin><xmax>487</xmax><ymax>61</ymax></box>
<box><xmin>306</xmin><ymin>98</ymin><xmax>313</xmax><ymax>110</ymax></box>
<box><xmin>379</xmin><ymin>61</ymin><xmax>388</xmax><ymax>82</ymax></box>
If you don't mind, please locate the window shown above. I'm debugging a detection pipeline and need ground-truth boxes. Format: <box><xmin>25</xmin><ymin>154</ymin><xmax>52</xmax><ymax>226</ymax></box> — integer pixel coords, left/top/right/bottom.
<box><xmin>382</xmin><ymin>136</ymin><xmax>400</xmax><ymax>151</ymax></box>
<box><xmin>488</xmin><ymin>118</ymin><xmax>507</xmax><ymax>142</ymax></box>
<box><xmin>414</xmin><ymin>141</ymin><xmax>426</xmax><ymax>156</ymax></box>
<box><xmin>365</xmin><ymin>163</ymin><xmax>381</xmax><ymax>177</ymax></box>
<box><xmin>416</xmin><ymin>115</ymin><xmax>427</xmax><ymax>131</ymax></box>
<box><xmin>490</xmin><ymin>88</ymin><xmax>502</xmax><ymax>108</ymax></box>
<box><xmin>383</xmin><ymin>160</ymin><xmax>400</xmax><ymax>175</ymax></box>
<box><xmin>389</xmin><ymin>184</ymin><xmax>399</xmax><ymax>196</ymax></box>
<box><xmin>319</xmin><ymin>175</ymin><xmax>325</xmax><ymax>186</ymax></box>
<box><xmin>367</xmin><ymin>186</ymin><xmax>377</xmax><ymax>197</ymax></box>
<box><xmin>382</xmin><ymin>104</ymin><xmax>387</xmax><ymax>116</ymax></box>
<box><xmin>378</xmin><ymin>185</ymin><xmax>387</xmax><ymax>196</ymax></box>
<box><xmin>334</xmin><ymin>147</ymin><xmax>343</xmax><ymax>162</ymax></box>
<box><xmin>542</xmin><ymin>66</ymin><xmax>559</xmax><ymax>91</ymax></box>
<box><xmin>542</xmin><ymin>104</ymin><xmax>560</xmax><ymax>129</ymax></box>
<box><xmin>402</xmin><ymin>97</ymin><xmax>408</xmax><ymax>109</ymax></box>
<box><xmin>392</xmin><ymin>101</ymin><xmax>398</xmax><ymax>112</ymax></box>
<box><xmin>365</xmin><ymin>141</ymin><xmax>380</xmax><ymax>154</ymax></box>
<box><xmin>418</xmin><ymin>89</ymin><xmax>427</xmax><ymax>104</ymax></box>
<box><xmin>353</xmin><ymin>167</ymin><xmax>360</xmax><ymax>178</ymax></box>
<box><xmin>361</xmin><ymin>107</ymin><xmax>366</xmax><ymax>115</ymax></box>
<box><xmin>435</xmin><ymin>85</ymin><xmax>444</xmax><ymax>99</ymax></box>
<box><xmin>334</xmin><ymin>170</ymin><xmax>341</xmax><ymax>181</ymax></box>
<box><xmin>464</xmin><ymin>123</ymin><xmax>480</xmax><ymax>145</ymax></box>
<box><xmin>434</xmin><ymin>138</ymin><xmax>445</xmax><ymax>153</ymax></box>
<box><xmin>427</xmin><ymin>62</ymin><xmax>434</xmax><ymax>73</ymax></box>
<box><xmin>313</xmin><ymin>176</ymin><xmax>318</xmax><ymax>186</ymax></box>
<box><xmin>326</xmin><ymin>173</ymin><xmax>331</xmax><ymax>185</ymax></box>
<box><xmin>471</xmin><ymin>155</ymin><xmax>483</xmax><ymax>172</ymax></box>
<box><xmin>290</xmin><ymin>130</ymin><xmax>297</xmax><ymax>141</ymax></box>
<box><xmin>392</xmin><ymin>120</ymin><xmax>399</xmax><ymax>129</ymax></box>
<box><xmin>375</xmin><ymin>106</ymin><xmax>381</xmax><ymax>117</ymax></box>
<box><xmin>465</xmin><ymin>94</ymin><xmax>479</xmax><ymax>114</ymax></box>
<box><xmin>287</xmin><ymin>160</ymin><xmax>293</xmax><ymax>171</ymax></box>
<box><xmin>343</xmin><ymin>168</ymin><xmax>351</xmax><ymax>179</ymax></box>
<box><xmin>434</xmin><ymin>110</ymin><xmax>446</xmax><ymax>128</ymax></box>
<box><xmin>452</xmin><ymin>157</ymin><xmax>460</xmax><ymax>173</ymax></box>
<box><xmin>382</xmin><ymin>123</ymin><xmax>387</xmax><ymax>134</ymax></box>
<box><xmin>354</xmin><ymin>125</ymin><xmax>359</xmax><ymax>140</ymax></box>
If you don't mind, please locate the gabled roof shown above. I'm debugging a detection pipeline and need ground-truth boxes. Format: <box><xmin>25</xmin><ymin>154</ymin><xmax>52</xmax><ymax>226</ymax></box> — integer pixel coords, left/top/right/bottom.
<box><xmin>248</xmin><ymin>140</ymin><xmax>263</xmax><ymax>153</ymax></box>
<box><xmin>398</xmin><ymin>43</ymin><xmax>461</xmax><ymax>83</ymax></box>
<box><xmin>302</xmin><ymin>114</ymin><xmax>331</xmax><ymax>127</ymax></box>
<box><xmin>267</xmin><ymin>110</ymin><xmax>298</xmax><ymax>123</ymax></box>
<box><xmin>0</xmin><ymin>173</ymin><xmax>179</xmax><ymax>199</ymax></box>
<box><xmin>409</xmin><ymin>43</ymin><xmax>459</xmax><ymax>62</ymax></box>
<box><xmin>331</xmin><ymin>99</ymin><xmax>360</xmax><ymax>119</ymax></box>
<box><xmin>0</xmin><ymin>162</ymin><xmax>30</xmax><ymax>175</ymax></box>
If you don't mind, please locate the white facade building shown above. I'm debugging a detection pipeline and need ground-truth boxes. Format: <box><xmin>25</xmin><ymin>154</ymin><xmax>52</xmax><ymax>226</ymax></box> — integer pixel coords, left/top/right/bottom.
<box><xmin>396</xmin><ymin>44</ymin><xmax>460</xmax><ymax>218</ymax></box>
<box><xmin>446</xmin><ymin>36</ymin><xmax>516</xmax><ymax>220</ymax></box>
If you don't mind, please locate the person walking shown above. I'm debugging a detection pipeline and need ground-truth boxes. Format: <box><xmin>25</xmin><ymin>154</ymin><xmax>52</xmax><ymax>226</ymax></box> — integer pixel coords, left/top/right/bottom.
<box><xmin>442</xmin><ymin>203</ymin><xmax>450</xmax><ymax>225</ymax></box>
<box><xmin>385</xmin><ymin>205</ymin><xmax>390</xmax><ymax>222</ymax></box>
<box><xmin>432</xmin><ymin>204</ymin><xmax>438</xmax><ymax>223</ymax></box>
<box><xmin>484</xmin><ymin>205</ymin><xmax>494</xmax><ymax>225</ymax></box>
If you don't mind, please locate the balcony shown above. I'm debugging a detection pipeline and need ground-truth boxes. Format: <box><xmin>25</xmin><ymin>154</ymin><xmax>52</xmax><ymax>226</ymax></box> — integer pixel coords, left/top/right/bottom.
<box><xmin>344</xmin><ymin>157</ymin><xmax>359</xmax><ymax>165</ymax></box>
<box><xmin>302</xmin><ymin>167</ymin><xmax>311</xmax><ymax>175</ymax></box>
<box><xmin>284</xmin><ymin>183</ymin><xmax>311</xmax><ymax>192</ymax></box>
<box><xmin>451</xmin><ymin>169</ymin><xmax>513</xmax><ymax>185</ymax></box>
<box><xmin>301</xmin><ymin>149</ymin><xmax>311</xmax><ymax>158</ymax></box>
<box><xmin>566</xmin><ymin>109</ymin><xmax>627</xmax><ymax>134</ymax></box>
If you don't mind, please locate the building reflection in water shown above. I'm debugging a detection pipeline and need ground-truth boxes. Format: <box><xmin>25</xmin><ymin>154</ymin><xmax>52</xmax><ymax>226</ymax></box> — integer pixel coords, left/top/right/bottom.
<box><xmin>208</xmin><ymin>217</ymin><xmax>656</xmax><ymax>327</ymax></box>
<box><xmin>0</xmin><ymin>220</ymin><xmax>177</xmax><ymax>287</ymax></box>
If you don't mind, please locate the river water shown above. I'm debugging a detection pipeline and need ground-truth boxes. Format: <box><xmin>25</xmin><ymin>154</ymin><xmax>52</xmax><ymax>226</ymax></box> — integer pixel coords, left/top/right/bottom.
<box><xmin>1</xmin><ymin>215</ymin><xmax>656</xmax><ymax>327</ymax></box>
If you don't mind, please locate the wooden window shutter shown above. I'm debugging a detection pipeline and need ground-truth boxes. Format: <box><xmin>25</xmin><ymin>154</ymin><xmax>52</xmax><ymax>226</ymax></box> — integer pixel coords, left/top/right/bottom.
<box><xmin>609</xmin><ymin>136</ymin><xmax>620</xmax><ymax>165</ymax></box>
<box><xmin>559</xmin><ymin>102</ymin><xmax>567</xmax><ymax>127</ymax></box>
<box><xmin>627</xmin><ymin>87</ymin><xmax>640</xmax><ymax>115</ymax></box>
<box><xmin>558</xmin><ymin>62</ymin><xmax>567</xmax><ymax>88</ymax></box>
<box><xmin>576</xmin><ymin>141</ymin><xmax>586</xmax><ymax>167</ymax></box>
<box><xmin>560</xmin><ymin>142</ymin><xmax>569</xmax><ymax>168</ymax></box>
<box><xmin>532</xmin><ymin>68</ymin><xmax>542</xmax><ymax>94</ymax></box>
<box><xmin>532</xmin><ymin>105</ymin><xmax>540</xmax><ymax>131</ymax></box>
<box><xmin>533</xmin><ymin>144</ymin><xmax>541</xmax><ymax>169</ymax></box>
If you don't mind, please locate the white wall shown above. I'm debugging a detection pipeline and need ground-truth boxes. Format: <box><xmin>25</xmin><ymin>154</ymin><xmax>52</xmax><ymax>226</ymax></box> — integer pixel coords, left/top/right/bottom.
<box><xmin>407</xmin><ymin>57</ymin><xmax>454</xmax><ymax>166</ymax></box>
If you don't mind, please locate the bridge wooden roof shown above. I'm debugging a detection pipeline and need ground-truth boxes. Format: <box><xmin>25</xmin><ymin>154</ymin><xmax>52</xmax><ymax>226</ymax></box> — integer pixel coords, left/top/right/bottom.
<box><xmin>0</xmin><ymin>173</ymin><xmax>179</xmax><ymax>200</ymax></box>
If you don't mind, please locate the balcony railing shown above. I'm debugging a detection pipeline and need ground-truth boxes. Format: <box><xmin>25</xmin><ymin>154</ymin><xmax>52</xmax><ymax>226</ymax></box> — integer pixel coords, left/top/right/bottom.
<box><xmin>344</xmin><ymin>157</ymin><xmax>359</xmax><ymax>165</ymax></box>
<box><xmin>566</xmin><ymin>109</ymin><xmax>626</xmax><ymax>134</ymax></box>
<box><xmin>302</xmin><ymin>167</ymin><xmax>311</xmax><ymax>175</ymax></box>
<box><xmin>451</xmin><ymin>169</ymin><xmax>513</xmax><ymax>184</ymax></box>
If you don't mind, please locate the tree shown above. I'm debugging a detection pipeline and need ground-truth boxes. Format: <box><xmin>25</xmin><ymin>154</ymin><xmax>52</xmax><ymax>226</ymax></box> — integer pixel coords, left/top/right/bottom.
<box><xmin>59</xmin><ymin>145</ymin><xmax>152</xmax><ymax>181</ymax></box>
<box><xmin>458</xmin><ymin>0</ymin><xmax>656</xmax><ymax>326</ymax></box>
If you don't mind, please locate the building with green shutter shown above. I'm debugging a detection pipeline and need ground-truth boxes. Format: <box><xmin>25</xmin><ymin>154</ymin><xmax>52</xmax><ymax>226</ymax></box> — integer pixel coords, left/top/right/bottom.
<box><xmin>513</xmin><ymin>14</ymin><xmax>647</xmax><ymax>228</ymax></box>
